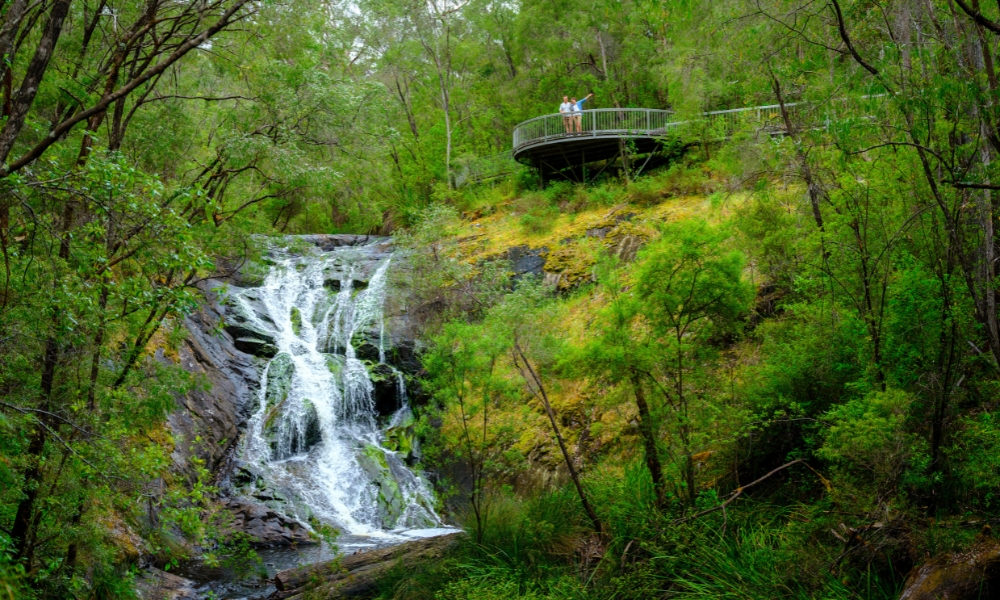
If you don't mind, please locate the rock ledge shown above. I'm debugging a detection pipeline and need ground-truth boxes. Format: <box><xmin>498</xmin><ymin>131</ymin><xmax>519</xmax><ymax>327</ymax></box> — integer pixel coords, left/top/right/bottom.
<box><xmin>270</xmin><ymin>532</ymin><xmax>463</xmax><ymax>599</ymax></box>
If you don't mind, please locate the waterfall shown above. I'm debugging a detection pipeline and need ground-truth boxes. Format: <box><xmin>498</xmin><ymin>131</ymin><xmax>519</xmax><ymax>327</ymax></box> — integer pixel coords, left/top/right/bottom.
<box><xmin>231</xmin><ymin>242</ymin><xmax>439</xmax><ymax>535</ymax></box>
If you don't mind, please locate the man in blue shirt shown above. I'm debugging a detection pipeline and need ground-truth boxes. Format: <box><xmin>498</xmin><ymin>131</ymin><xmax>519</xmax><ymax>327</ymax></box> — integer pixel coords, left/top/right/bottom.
<box><xmin>572</xmin><ymin>93</ymin><xmax>594</xmax><ymax>132</ymax></box>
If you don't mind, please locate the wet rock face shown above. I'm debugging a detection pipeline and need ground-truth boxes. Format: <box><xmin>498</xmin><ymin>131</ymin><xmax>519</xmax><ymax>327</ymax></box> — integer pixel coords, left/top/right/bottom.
<box><xmin>233</xmin><ymin>337</ymin><xmax>279</xmax><ymax>358</ymax></box>
<box><xmin>169</xmin><ymin>282</ymin><xmax>262</xmax><ymax>479</ymax></box>
<box><xmin>225</xmin><ymin>500</ymin><xmax>314</xmax><ymax>547</ymax></box>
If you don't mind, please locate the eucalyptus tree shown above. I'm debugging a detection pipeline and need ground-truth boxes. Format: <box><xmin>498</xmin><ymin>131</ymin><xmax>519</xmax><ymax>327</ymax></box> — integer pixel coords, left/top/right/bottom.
<box><xmin>638</xmin><ymin>222</ymin><xmax>751</xmax><ymax>507</ymax></box>
<box><xmin>0</xmin><ymin>0</ymin><xmax>402</xmax><ymax>594</ymax></box>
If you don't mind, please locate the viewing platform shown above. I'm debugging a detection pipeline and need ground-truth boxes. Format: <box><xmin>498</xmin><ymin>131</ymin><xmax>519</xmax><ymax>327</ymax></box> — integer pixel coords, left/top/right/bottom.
<box><xmin>507</xmin><ymin>99</ymin><xmax>881</xmax><ymax>181</ymax></box>
<box><xmin>512</xmin><ymin>108</ymin><xmax>679</xmax><ymax>172</ymax></box>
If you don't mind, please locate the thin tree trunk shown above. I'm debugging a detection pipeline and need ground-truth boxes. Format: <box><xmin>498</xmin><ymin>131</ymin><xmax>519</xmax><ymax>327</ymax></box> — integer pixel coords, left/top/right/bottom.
<box><xmin>770</xmin><ymin>71</ymin><xmax>825</xmax><ymax>230</ymax></box>
<box><xmin>0</xmin><ymin>0</ymin><xmax>73</xmax><ymax>165</ymax></box>
<box><xmin>11</xmin><ymin>333</ymin><xmax>57</xmax><ymax>561</ymax></box>
<box><xmin>631</xmin><ymin>370</ymin><xmax>666</xmax><ymax>508</ymax></box>
<box><xmin>514</xmin><ymin>341</ymin><xmax>603</xmax><ymax>534</ymax></box>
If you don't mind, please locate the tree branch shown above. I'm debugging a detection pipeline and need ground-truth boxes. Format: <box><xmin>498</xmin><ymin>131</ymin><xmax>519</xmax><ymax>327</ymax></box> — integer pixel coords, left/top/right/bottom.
<box><xmin>673</xmin><ymin>459</ymin><xmax>804</xmax><ymax>524</ymax></box>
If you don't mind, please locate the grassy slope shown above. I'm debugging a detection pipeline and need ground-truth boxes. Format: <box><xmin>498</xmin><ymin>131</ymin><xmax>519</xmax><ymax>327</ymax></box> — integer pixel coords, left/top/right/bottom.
<box><xmin>375</xmin><ymin>173</ymin><xmax>885</xmax><ymax>600</ymax></box>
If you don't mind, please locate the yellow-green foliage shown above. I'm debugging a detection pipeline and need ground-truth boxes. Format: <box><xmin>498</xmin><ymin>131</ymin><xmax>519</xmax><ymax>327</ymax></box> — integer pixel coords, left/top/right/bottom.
<box><xmin>426</xmin><ymin>183</ymin><xmax>734</xmax><ymax>295</ymax></box>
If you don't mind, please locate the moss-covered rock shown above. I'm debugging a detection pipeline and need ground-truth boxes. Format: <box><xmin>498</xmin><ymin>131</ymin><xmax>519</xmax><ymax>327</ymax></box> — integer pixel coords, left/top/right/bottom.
<box><xmin>356</xmin><ymin>444</ymin><xmax>406</xmax><ymax>528</ymax></box>
<box><xmin>297</xmin><ymin>398</ymin><xmax>322</xmax><ymax>452</ymax></box>
<box><xmin>326</xmin><ymin>355</ymin><xmax>344</xmax><ymax>378</ymax></box>
<box><xmin>262</xmin><ymin>353</ymin><xmax>296</xmax><ymax>451</ymax></box>
<box><xmin>290</xmin><ymin>306</ymin><xmax>302</xmax><ymax>336</ymax></box>
<box><xmin>384</xmin><ymin>420</ymin><xmax>421</xmax><ymax>465</ymax></box>
<box><xmin>265</xmin><ymin>353</ymin><xmax>295</xmax><ymax>411</ymax></box>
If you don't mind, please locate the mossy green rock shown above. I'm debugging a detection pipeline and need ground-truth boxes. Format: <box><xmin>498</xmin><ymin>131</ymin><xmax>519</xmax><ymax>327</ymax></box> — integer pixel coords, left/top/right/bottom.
<box><xmin>326</xmin><ymin>355</ymin><xmax>344</xmax><ymax>377</ymax></box>
<box><xmin>265</xmin><ymin>353</ymin><xmax>295</xmax><ymax>411</ymax></box>
<box><xmin>384</xmin><ymin>422</ymin><xmax>420</xmax><ymax>464</ymax></box>
<box><xmin>356</xmin><ymin>445</ymin><xmax>405</xmax><ymax>528</ymax></box>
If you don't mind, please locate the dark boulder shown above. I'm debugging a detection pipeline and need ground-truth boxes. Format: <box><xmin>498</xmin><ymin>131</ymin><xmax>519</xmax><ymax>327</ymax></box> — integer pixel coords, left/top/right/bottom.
<box><xmin>507</xmin><ymin>245</ymin><xmax>549</xmax><ymax>278</ymax></box>
<box><xmin>293</xmin><ymin>234</ymin><xmax>390</xmax><ymax>251</ymax></box>
<box><xmin>899</xmin><ymin>533</ymin><xmax>1000</xmax><ymax>600</ymax></box>
<box><xmin>223</xmin><ymin>296</ymin><xmax>279</xmax><ymax>358</ymax></box>
<box><xmin>234</xmin><ymin>337</ymin><xmax>279</xmax><ymax>358</ymax></box>
<box><xmin>225</xmin><ymin>499</ymin><xmax>314</xmax><ymax>547</ymax></box>
<box><xmin>370</xmin><ymin>363</ymin><xmax>401</xmax><ymax>417</ymax></box>
<box><xmin>135</xmin><ymin>567</ymin><xmax>198</xmax><ymax>600</ymax></box>
<box><xmin>384</xmin><ymin>340</ymin><xmax>422</xmax><ymax>374</ymax></box>
<box><xmin>355</xmin><ymin>340</ymin><xmax>381</xmax><ymax>362</ymax></box>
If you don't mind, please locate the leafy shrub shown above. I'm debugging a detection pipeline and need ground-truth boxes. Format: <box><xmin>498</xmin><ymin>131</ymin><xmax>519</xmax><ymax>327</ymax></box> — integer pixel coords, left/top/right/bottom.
<box><xmin>628</xmin><ymin>163</ymin><xmax>711</xmax><ymax>205</ymax></box>
<box><xmin>818</xmin><ymin>388</ymin><xmax>927</xmax><ymax>494</ymax></box>
<box><xmin>467</xmin><ymin>487</ymin><xmax>587</xmax><ymax>570</ymax></box>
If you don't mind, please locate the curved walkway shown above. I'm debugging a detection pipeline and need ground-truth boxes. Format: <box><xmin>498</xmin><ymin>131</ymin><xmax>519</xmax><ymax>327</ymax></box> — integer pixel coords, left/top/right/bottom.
<box><xmin>512</xmin><ymin>108</ymin><xmax>677</xmax><ymax>168</ymax></box>
<box><xmin>511</xmin><ymin>104</ymin><xmax>800</xmax><ymax>172</ymax></box>
<box><xmin>510</xmin><ymin>97</ymin><xmax>885</xmax><ymax>177</ymax></box>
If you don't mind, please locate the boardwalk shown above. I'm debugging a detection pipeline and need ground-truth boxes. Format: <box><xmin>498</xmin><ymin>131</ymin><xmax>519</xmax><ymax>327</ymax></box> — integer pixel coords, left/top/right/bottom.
<box><xmin>512</xmin><ymin>105</ymin><xmax>792</xmax><ymax>173</ymax></box>
<box><xmin>500</xmin><ymin>96</ymin><xmax>885</xmax><ymax>181</ymax></box>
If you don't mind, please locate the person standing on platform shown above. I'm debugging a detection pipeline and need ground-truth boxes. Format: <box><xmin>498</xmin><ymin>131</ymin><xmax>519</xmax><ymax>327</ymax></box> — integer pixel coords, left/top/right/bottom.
<box><xmin>559</xmin><ymin>96</ymin><xmax>574</xmax><ymax>133</ymax></box>
<box><xmin>573</xmin><ymin>93</ymin><xmax>594</xmax><ymax>132</ymax></box>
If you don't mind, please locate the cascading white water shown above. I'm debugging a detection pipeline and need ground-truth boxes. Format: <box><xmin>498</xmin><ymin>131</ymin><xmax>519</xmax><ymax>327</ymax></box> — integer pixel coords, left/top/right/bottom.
<box><xmin>232</xmin><ymin>244</ymin><xmax>439</xmax><ymax>535</ymax></box>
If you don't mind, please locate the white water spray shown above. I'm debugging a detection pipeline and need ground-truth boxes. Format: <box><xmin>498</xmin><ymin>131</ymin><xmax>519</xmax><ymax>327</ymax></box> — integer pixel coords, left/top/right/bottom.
<box><xmin>233</xmin><ymin>244</ymin><xmax>439</xmax><ymax>535</ymax></box>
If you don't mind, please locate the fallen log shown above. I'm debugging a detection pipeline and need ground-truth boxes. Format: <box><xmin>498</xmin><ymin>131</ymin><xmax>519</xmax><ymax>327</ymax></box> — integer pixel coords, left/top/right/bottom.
<box><xmin>271</xmin><ymin>532</ymin><xmax>463</xmax><ymax>599</ymax></box>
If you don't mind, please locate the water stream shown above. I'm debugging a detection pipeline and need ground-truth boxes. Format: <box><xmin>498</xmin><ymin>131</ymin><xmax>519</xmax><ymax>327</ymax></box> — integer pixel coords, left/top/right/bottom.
<box><xmin>230</xmin><ymin>243</ymin><xmax>439</xmax><ymax>534</ymax></box>
<box><xmin>174</xmin><ymin>240</ymin><xmax>453</xmax><ymax>598</ymax></box>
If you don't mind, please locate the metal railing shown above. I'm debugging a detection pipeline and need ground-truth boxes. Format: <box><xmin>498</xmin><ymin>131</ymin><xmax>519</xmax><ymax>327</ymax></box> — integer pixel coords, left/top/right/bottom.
<box><xmin>511</xmin><ymin>103</ymin><xmax>814</xmax><ymax>153</ymax></box>
<box><xmin>511</xmin><ymin>95</ymin><xmax>888</xmax><ymax>155</ymax></box>
<box><xmin>512</xmin><ymin>108</ymin><xmax>678</xmax><ymax>152</ymax></box>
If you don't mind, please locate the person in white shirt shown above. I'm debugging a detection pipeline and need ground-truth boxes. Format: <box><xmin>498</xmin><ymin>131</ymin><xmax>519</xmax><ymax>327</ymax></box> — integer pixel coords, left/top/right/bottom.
<box><xmin>559</xmin><ymin>96</ymin><xmax>574</xmax><ymax>133</ymax></box>
<box><xmin>572</xmin><ymin>93</ymin><xmax>594</xmax><ymax>132</ymax></box>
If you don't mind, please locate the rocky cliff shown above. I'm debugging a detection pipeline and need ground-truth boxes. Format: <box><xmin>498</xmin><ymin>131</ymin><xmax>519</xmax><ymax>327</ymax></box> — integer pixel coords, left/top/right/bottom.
<box><xmin>167</xmin><ymin>235</ymin><xmax>427</xmax><ymax>546</ymax></box>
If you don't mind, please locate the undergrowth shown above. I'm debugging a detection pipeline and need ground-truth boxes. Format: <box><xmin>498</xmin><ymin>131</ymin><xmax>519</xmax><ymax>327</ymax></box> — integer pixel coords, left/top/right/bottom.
<box><xmin>372</xmin><ymin>461</ymin><xmax>903</xmax><ymax>600</ymax></box>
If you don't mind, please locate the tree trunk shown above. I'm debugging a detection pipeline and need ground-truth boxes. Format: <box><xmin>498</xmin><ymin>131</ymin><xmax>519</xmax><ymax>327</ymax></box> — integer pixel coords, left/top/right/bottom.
<box><xmin>11</xmin><ymin>333</ymin><xmax>58</xmax><ymax>561</ymax></box>
<box><xmin>631</xmin><ymin>370</ymin><xmax>666</xmax><ymax>508</ymax></box>
<box><xmin>0</xmin><ymin>0</ymin><xmax>73</xmax><ymax>166</ymax></box>
<box><xmin>0</xmin><ymin>0</ymin><xmax>30</xmax><ymax>83</ymax></box>
<box><xmin>770</xmin><ymin>71</ymin><xmax>824</xmax><ymax>230</ymax></box>
<box><xmin>515</xmin><ymin>342</ymin><xmax>603</xmax><ymax>534</ymax></box>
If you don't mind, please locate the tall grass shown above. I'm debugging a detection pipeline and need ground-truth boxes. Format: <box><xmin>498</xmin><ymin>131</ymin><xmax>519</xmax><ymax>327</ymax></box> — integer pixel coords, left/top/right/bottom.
<box><xmin>373</xmin><ymin>464</ymin><xmax>902</xmax><ymax>600</ymax></box>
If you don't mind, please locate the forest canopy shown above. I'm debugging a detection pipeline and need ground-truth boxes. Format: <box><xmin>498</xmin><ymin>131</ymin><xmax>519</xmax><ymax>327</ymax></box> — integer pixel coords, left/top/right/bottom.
<box><xmin>4</xmin><ymin>0</ymin><xmax>1000</xmax><ymax>597</ymax></box>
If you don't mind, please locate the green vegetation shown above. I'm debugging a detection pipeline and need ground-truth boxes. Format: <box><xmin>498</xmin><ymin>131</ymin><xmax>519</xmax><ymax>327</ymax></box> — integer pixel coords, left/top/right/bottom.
<box><xmin>2</xmin><ymin>0</ymin><xmax>1000</xmax><ymax>597</ymax></box>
